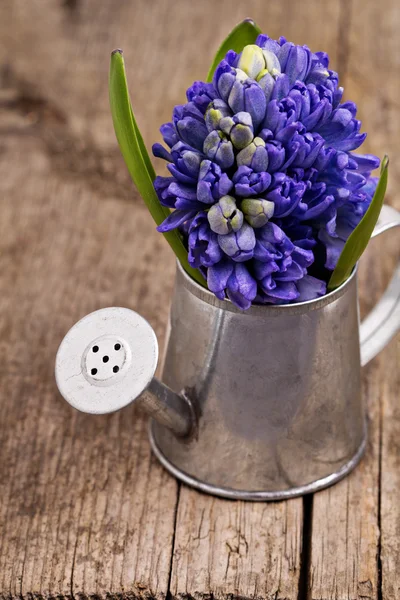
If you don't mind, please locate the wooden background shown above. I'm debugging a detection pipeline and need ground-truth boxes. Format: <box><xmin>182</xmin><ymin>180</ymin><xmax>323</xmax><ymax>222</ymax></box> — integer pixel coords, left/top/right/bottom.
<box><xmin>0</xmin><ymin>1</ymin><xmax>399</xmax><ymax>599</ymax></box>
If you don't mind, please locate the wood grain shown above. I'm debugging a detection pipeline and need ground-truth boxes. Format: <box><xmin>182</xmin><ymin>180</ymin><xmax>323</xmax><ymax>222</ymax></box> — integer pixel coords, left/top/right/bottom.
<box><xmin>380</xmin><ymin>341</ymin><xmax>400</xmax><ymax>600</ymax></box>
<box><xmin>308</xmin><ymin>1</ymin><xmax>400</xmax><ymax>598</ymax></box>
<box><xmin>0</xmin><ymin>133</ymin><xmax>178</xmax><ymax>599</ymax></box>
<box><xmin>0</xmin><ymin>1</ymin><xmax>399</xmax><ymax>599</ymax></box>
<box><xmin>309</xmin><ymin>361</ymin><xmax>381</xmax><ymax>600</ymax></box>
<box><xmin>170</xmin><ymin>491</ymin><xmax>302</xmax><ymax>600</ymax></box>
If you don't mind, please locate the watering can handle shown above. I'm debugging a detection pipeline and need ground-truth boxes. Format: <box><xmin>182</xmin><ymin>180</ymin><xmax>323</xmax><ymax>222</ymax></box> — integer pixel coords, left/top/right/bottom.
<box><xmin>360</xmin><ymin>204</ymin><xmax>400</xmax><ymax>366</ymax></box>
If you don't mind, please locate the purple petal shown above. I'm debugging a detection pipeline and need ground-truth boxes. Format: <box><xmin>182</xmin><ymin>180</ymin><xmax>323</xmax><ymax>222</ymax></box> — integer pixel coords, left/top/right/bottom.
<box><xmin>318</xmin><ymin>228</ymin><xmax>345</xmax><ymax>270</ymax></box>
<box><xmin>244</xmin><ymin>83</ymin><xmax>267</xmax><ymax>129</ymax></box>
<box><xmin>174</xmin><ymin>197</ymin><xmax>205</xmax><ymax>211</ymax></box>
<box><xmin>226</xmin><ymin>264</ymin><xmax>257</xmax><ymax>309</ymax></box>
<box><xmin>218</xmin><ymin>223</ymin><xmax>256</xmax><ymax>261</ymax></box>
<box><xmin>207</xmin><ymin>259</ymin><xmax>234</xmax><ymax>295</ymax></box>
<box><xmin>152</xmin><ymin>143</ymin><xmax>172</xmax><ymax>161</ymax></box>
<box><xmin>167</xmin><ymin>164</ymin><xmax>196</xmax><ymax>184</ymax></box>
<box><xmin>213</xmin><ymin>61</ymin><xmax>236</xmax><ymax>101</ymax></box>
<box><xmin>160</xmin><ymin>122</ymin><xmax>178</xmax><ymax>147</ymax></box>
<box><xmin>274</xmin><ymin>261</ymin><xmax>304</xmax><ymax>282</ymax></box>
<box><xmin>226</xmin><ymin>289</ymin><xmax>252</xmax><ymax>310</ymax></box>
<box><xmin>218</xmin><ymin>173</ymin><xmax>234</xmax><ymax>197</ymax></box>
<box><xmin>228</xmin><ymin>79</ymin><xmax>245</xmax><ymax>113</ymax></box>
<box><xmin>168</xmin><ymin>182</ymin><xmax>197</xmax><ymax>201</ymax></box>
<box><xmin>301</xmin><ymin>194</ymin><xmax>335</xmax><ymax>220</ymax></box>
<box><xmin>215</xmin><ymin>139</ymin><xmax>235</xmax><ymax>169</ymax></box>
<box><xmin>176</xmin><ymin>117</ymin><xmax>208</xmax><ymax>151</ymax></box>
<box><xmin>295</xmin><ymin>275</ymin><xmax>327</xmax><ymax>301</ymax></box>
<box><xmin>271</xmin><ymin>74</ymin><xmax>290</xmax><ymax>102</ymax></box>
<box><xmin>334</xmin><ymin>133</ymin><xmax>367</xmax><ymax>152</ymax></box>
<box><xmin>284</xmin><ymin>45</ymin><xmax>311</xmax><ymax>84</ymax></box>
<box><xmin>157</xmin><ymin>210</ymin><xmax>196</xmax><ymax>232</ymax></box>
<box><xmin>252</xmin><ymin>146</ymin><xmax>269</xmax><ymax>172</ymax></box>
<box><xmin>197</xmin><ymin>180</ymin><xmax>214</xmax><ymax>204</ymax></box>
<box><xmin>260</xmin><ymin>281</ymin><xmax>299</xmax><ymax>302</ymax></box>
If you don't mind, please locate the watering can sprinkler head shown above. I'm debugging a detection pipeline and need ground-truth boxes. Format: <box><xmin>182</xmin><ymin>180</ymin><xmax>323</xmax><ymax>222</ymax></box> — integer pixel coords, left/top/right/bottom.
<box><xmin>55</xmin><ymin>307</ymin><xmax>195</xmax><ymax>437</ymax></box>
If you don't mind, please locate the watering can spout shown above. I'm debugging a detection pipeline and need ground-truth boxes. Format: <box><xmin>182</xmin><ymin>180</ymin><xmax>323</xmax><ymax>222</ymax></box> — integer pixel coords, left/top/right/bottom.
<box><xmin>54</xmin><ymin>307</ymin><xmax>195</xmax><ymax>438</ymax></box>
<box><xmin>138</xmin><ymin>378</ymin><xmax>194</xmax><ymax>437</ymax></box>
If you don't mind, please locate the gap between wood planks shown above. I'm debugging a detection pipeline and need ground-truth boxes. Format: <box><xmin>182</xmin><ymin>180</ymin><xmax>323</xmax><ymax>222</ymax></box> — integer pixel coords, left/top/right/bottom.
<box><xmin>297</xmin><ymin>497</ymin><xmax>313</xmax><ymax>600</ymax></box>
<box><xmin>165</xmin><ymin>485</ymin><xmax>182</xmax><ymax>600</ymax></box>
<box><xmin>377</xmin><ymin>383</ymin><xmax>383</xmax><ymax>600</ymax></box>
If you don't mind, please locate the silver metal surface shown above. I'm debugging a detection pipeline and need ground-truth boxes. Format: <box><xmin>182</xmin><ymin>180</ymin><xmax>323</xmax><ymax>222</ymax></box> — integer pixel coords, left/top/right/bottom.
<box><xmin>54</xmin><ymin>204</ymin><xmax>400</xmax><ymax>500</ymax></box>
<box><xmin>360</xmin><ymin>204</ymin><xmax>400</xmax><ymax>366</ymax></box>
<box><xmin>149</xmin><ymin>424</ymin><xmax>367</xmax><ymax>501</ymax></box>
<box><xmin>152</xmin><ymin>205</ymin><xmax>400</xmax><ymax>497</ymax></box>
<box><xmin>138</xmin><ymin>379</ymin><xmax>195</xmax><ymax>438</ymax></box>
<box><xmin>55</xmin><ymin>307</ymin><xmax>194</xmax><ymax>437</ymax></box>
<box><xmin>153</xmin><ymin>264</ymin><xmax>366</xmax><ymax>494</ymax></box>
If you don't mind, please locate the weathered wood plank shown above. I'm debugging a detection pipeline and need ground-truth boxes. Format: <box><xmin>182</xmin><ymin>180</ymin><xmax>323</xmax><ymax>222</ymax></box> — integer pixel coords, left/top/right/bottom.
<box><xmin>380</xmin><ymin>341</ymin><xmax>400</xmax><ymax>600</ymax></box>
<box><xmin>308</xmin><ymin>0</ymin><xmax>400</xmax><ymax>598</ymax></box>
<box><xmin>0</xmin><ymin>132</ymin><xmax>177</xmax><ymax>598</ymax></box>
<box><xmin>357</xmin><ymin>3</ymin><xmax>400</xmax><ymax>598</ymax></box>
<box><xmin>0</xmin><ymin>0</ymin><xmax>343</xmax><ymax>170</ymax></box>
<box><xmin>308</xmin><ymin>361</ymin><xmax>381</xmax><ymax>600</ymax></box>
<box><xmin>170</xmin><ymin>491</ymin><xmax>303</xmax><ymax>600</ymax></box>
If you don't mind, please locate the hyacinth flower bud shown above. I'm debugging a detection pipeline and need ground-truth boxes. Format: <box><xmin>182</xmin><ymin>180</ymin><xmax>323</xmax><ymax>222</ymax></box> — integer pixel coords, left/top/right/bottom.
<box><xmin>197</xmin><ymin>159</ymin><xmax>233</xmax><ymax>204</ymax></box>
<box><xmin>207</xmin><ymin>195</ymin><xmax>243</xmax><ymax>235</ymax></box>
<box><xmin>213</xmin><ymin>59</ymin><xmax>267</xmax><ymax>130</ymax></box>
<box><xmin>236</xmin><ymin>45</ymin><xmax>282</xmax><ymax>81</ymax></box>
<box><xmin>203</xmin><ymin>130</ymin><xmax>235</xmax><ymax>169</ymax></box>
<box><xmin>236</xmin><ymin>137</ymin><xmax>269</xmax><ymax>172</ymax></box>
<box><xmin>279</xmin><ymin>43</ymin><xmax>311</xmax><ymax>85</ymax></box>
<box><xmin>256</xmin><ymin>50</ymin><xmax>281</xmax><ymax>103</ymax></box>
<box><xmin>262</xmin><ymin>49</ymin><xmax>282</xmax><ymax>76</ymax></box>
<box><xmin>173</xmin><ymin>103</ymin><xmax>208</xmax><ymax>151</ymax></box>
<box><xmin>235</xmin><ymin>46</ymin><xmax>281</xmax><ymax>103</ymax></box>
<box><xmin>220</xmin><ymin>111</ymin><xmax>254</xmax><ymax>149</ymax></box>
<box><xmin>236</xmin><ymin>44</ymin><xmax>266</xmax><ymax>79</ymax></box>
<box><xmin>227</xmin><ymin>70</ymin><xmax>267</xmax><ymax>130</ymax></box>
<box><xmin>241</xmin><ymin>198</ymin><xmax>275</xmax><ymax>228</ymax></box>
<box><xmin>213</xmin><ymin>59</ymin><xmax>243</xmax><ymax>103</ymax></box>
<box><xmin>188</xmin><ymin>212</ymin><xmax>222</xmax><ymax>268</ymax></box>
<box><xmin>306</xmin><ymin>65</ymin><xmax>330</xmax><ymax>86</ymax></box>
<box><xmin>233</xmin><ymin>166</ymin><xmax>272</xmax><ymax>197</ymax></box>
<box><xmin>186</xmin><ymin>81</ymin><xmax>217</xmax><ymax>114</ymax></box>
<box><xmin>204</xmin><ymin>99</ymin><xmax>232</xmax><ymax>132</ymax></box>
<box><xmin>256</xmin><ymin>70</ymin><xmax>275</xmax><ymax>103</ymax></box>
<box><xmin>217</xmin><ymin>222</ymin><xmax>256</xmax><ymax>262</ymax></box>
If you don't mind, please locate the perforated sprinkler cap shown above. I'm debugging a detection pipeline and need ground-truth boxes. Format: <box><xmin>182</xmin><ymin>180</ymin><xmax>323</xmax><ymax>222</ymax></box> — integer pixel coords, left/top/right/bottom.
<box><xmin>55</xmin><ymin>307</ymin><xmax>158</xmax><ymax>414</ymax></box>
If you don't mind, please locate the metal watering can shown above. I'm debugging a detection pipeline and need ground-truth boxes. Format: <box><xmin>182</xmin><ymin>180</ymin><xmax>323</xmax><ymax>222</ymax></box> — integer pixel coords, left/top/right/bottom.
<box><xmin>55</xmin><ymin>205</ymin><xmax>400</xmax><ymax>500</ymax></box>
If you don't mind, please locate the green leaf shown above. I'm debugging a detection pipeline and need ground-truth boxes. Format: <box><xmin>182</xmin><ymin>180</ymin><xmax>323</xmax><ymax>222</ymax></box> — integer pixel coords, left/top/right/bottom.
<box><xmin>328</xmin><ymin>155</ymin><xmax>389</xmax><ymax>291</ymax></box>
<box><xmin>109</xmin><ymin>49</ymin><xmax>207</xmax><ymax>288</ymax></box>
<box><xmin>206</xmin><ymin>19</ymin><xmax>262</xmax><ymax>83</ymax></box>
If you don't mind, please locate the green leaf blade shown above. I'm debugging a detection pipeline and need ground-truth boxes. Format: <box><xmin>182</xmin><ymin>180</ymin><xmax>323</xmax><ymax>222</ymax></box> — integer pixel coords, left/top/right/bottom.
<box><xmin>328</xmin><ymin>155</ymin><xmax>389</xmax><ymax>291</ymax></box>
<box><xmin>109</xmin><ymin>50</ymin><xmax>168</xmax><ymax>224</ymax></box>
<box><xmin>206</xmin><ymin>19</ymin><xmax>262</xmax><ymax>83</ymax></box>
<box><xmin>109</xmin><ymin>49</ymin><xmax>206</xmax><ymax>288</ymax></box>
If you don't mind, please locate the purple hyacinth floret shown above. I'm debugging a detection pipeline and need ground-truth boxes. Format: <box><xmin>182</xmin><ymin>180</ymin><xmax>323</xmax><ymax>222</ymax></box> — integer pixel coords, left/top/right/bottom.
<box><xmin>152</xmin><ymin>34</ymin><xmax>380</xmax><ymax>309</ymax></box>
